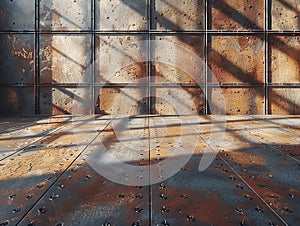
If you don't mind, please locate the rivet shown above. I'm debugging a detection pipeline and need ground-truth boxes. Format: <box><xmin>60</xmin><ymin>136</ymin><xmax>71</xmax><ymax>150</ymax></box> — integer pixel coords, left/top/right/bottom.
<box><xmin>85</xmin><ymin>175</ymin><xmax>92</xmax><ymax>180</ymax></box>
<box><xmin>161</xmin><ymin>206</ymin><xmax>169</xmax><ymax>213</ymax></box>
<box><xmin>131</xmin><ymin>221</ymin><xmax>140</xmax><ymax>226</ymax></box>
<box><xmin>235</xmin><ymin>207</ymin><xmax>243</xmax><ymax>214</ymax></box>
<box><xmin>159</xmin><ymin>183</ymin><xmax>166</xmax><ymax>189</ymax></box>
<box><xmin>101</xmin><ymin>223</ymin><xmax>111</xmax><ymax>226</ymax></box>
<box><xmin>160</xmin><ymin>194</ymin><xmax>167</xmax><ymax>200</ymax></box>
<box><xmin>243</xmin><ymin>194</ymin><xmax>253</xmax><ymax>200</ymax></box>
<box><xmin>289</xmin><ymin>194</ymin><xmax>295</xmax><ymax>199</ymax></box>
<box><xmin>282</xmin><ymin>206</ymin><xmax>293</xmax><ymax>213</ymax></box>
<box><xmin>8</xmin><ymin>194</ymin><xmax>16</xmax><ymax>200</ymax></box>
<box><xmin>38</xmin><ymin>207</ymin><xmax>47</xmax><ymax>214</ymax></box>
<box><xmin>187</xmin><ymin>215</ymin><xmax>196</xmax><ymax>222</ymax></box>
<box><xmin>161</xmin><ymin>219</ymin><xmax>170</xmax><ymax>226</ymax></box>
<box><xmin>180</xmin><ymin>194</ymin><xmax>188</xmax><ymax>199</ymax></box>
<box><xmin>12</xmin><ymin>207</ymin><xmax>21</xmax><ymax>213</ymax></box>
<box><xmin>134</xmin><ymin>207</ymin><xmax>142</xmax><ymax>213</ymax></box>
<box><xmin>49</xmin><ymin>194</ymin><xmax>59</xmax><ymax>201</ymax></box>
<box><xmin>255</xmin><ymin>206</ymin><xmax>264</xmax><ymax>213</ymax></box>
<box><xmin>135</xmin><ymin>194</ymin><xmax>143</xmax><ymax>200</ymax></box>
<box><xmin>118</xmin><ymin>193</ymin><xmax>125</xmax><ymax>199</ymax></box>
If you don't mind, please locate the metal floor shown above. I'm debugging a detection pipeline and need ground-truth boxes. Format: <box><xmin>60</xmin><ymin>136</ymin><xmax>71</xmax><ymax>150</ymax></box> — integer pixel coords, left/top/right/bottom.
<box><xmin>0</xmin><ymin>115</ymin><xmax>299</xmax><ymax>226</ymax></box>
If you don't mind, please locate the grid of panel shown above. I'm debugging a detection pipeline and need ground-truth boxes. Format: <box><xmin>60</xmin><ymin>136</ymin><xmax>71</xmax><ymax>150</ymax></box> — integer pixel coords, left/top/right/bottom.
<box><xmin>0</xmin><ymin>0</ymin><xmax>299</xmax><ymax>115</ymax></box>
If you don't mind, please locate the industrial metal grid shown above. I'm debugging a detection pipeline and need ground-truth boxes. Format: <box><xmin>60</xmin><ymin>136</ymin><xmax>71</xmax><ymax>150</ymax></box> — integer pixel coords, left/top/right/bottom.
<box><xmin>0</xmin><ymin>0</ymin><xmax>299</xmax><ymax>115</ymax></box>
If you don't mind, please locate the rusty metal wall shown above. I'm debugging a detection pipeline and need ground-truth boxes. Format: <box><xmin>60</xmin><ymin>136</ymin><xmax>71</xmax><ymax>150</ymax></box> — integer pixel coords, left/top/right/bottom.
<box><xmin>0</xmin><ymin>0</ymin><xmax>299</xmax><ymax>115</ymax></box>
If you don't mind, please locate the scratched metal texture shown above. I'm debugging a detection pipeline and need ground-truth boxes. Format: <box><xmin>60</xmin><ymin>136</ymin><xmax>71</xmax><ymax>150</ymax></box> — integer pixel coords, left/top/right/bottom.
<box><xmin>0</xmin><ymin>115</ymin><xmax>299</xmax><ymax>225</ymax></box>
<box><xmin>0</xmin><ymin>0</ymin><xmax>35</xmax><ymax>31</ymax></box>
<box><xmin>0</xmin><ymin>0</ymin><xmax>299</xmax><ymax>115</ymax></box>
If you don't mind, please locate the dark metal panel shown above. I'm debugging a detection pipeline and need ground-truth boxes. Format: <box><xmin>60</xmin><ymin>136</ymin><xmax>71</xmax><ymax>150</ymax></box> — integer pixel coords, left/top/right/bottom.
<box><xmin>212</xmin><ymin>116</ymin><xmax>300</xmax><ymax>225</ymax></box>
<box><xmin>0</xmin><ymin>0</ymin><xmax>35</xmax><ymax>31</ymax></box>
<box><xmin>149</xmin><ymin>116</ymin><xmax>283</xmax><ymax>225</ymax></box>
<box><xmin>270</xmin><ymin>35</ymin><xmax>300</xmax><ymax>83</ymax></box>
<box><xmin>209</xmin><ymin>87</ymin><xmax>265</xmax><ymax>114</ymax></box>
<box><xmin>18</xmin><ymin>117</ymin><xmax>150</xmax><ymax>225</ymax></box>
<box><xmin>0</xmin><ymin>34</ymin><xmax>34</xmax><ymax>84</ymax></box>
<box><xmin>208</xmin><ymin>35</ymin><xmax>265</xmax><ymax>84</ymax></box>
<box><xmin>96</xmin><ymin>87</ymin><xmax>148</xmax><ymax>115</ymax></box>
<box><xmin>153</xmin><ymin>35</ymin><xmax>205</xmax><ymax>85</ymax></box>
<box><xmin>210</xmin><ymin>0</ymin><xmax>265</xmax><ymax>30</ymax></box>
<box><xmin>152</xmin><ymin>0</ymin><xmax>205</xmax><ymax>31</ymax></box>
<box><xmin>0</xmin><ymin>116</ymin><xmax>110</xmax><ymax>225</ymax></box>
<box><xmin>271</xmin><ymin>0</ymin><xmax>300</xmax><ymax>31</ymax></box>
<box><xmin>95</xmin><ymin>35</ymin><xmax>147</xmax><ymax>84</ymax></box>
<box><xmin>39</xmin><ymin>34</ymin><xmax>92</xmax><ymax>84</ymax></box>
<box><xmin>269</xmin><ymin>88</ymin><xmax>300</xmax><ymax>114</ymax></box>
<box><xmin>39</xmin><ymin>0</ymin><xmax>92</xmax><ymax>31</ymax></box>
<box><xmin>39</xmin><ymin>87</ymin><xmax>91</xmax><ymax>115</ymax></box>
<box><xmin>152</xmin><ymin>87</ymin><xmax>205</xmax><ymax>115</ymax></box>
<box><xmin>96</xmin><ymin>0</ymin><xmax>148</xmax><ymax>31</ymax></box>
<box><xmin>0</xmin><ymin>116</ymin><xmax>71</xmax><ymax>159</ymax></box>
<box><xmin>0</xmin><ymin>87</ymin><xmax>35</xmax><ymax>115</ymax></box>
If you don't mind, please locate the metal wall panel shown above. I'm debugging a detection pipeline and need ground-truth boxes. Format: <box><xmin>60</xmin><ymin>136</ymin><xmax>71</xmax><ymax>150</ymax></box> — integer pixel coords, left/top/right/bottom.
<box><xmin>152</xmin><ymin>87</ymin><xmax>205</xmax><ymax>115</ymax></box>
<box><xmin>269</xmin><ymin>88</ymin><xmax>300</xmax><ymax>114</ymax></box>
<box><xmin>96</xmin><ymin>0</ymin><xmax>148</xmax><ymax>31</ymax></box>
<box><xmin>39</xmin><ymin>34</ymin><xmax>92</xmax><ymax>84</ymax></box>
<box><xmin>210</xmin><ymin>88</ymin><xmax>265</xmax><ymax>114</ymax></box>
<box><xmin>39</xmin><ymin>0</ymin><xmax>91</xmax><ymax>31</ymax></box>
<box><xmin>96</xmin><ymin>87</ymin><xmax>148</xmax><ymax>115</ymax></box>
<box><xmin>96</xmin><ymin>35</ymin><xmax>147</xmax><ymax>84</ymax></box>
<box><xmin>153</xmin><ymin>35</ymin><xmax>205</xmax><ymax>85</ymax></box>
<box><xmin>0</xmin><ymin>87</ymin><xmax>35</xmax><ymax>115</ymax></box>
<box><xmin>0</xmin><ymin>1</ymin><xmax>299</xmax><ymax>115</ymax></box>
<box><xmin>39</xmin><ymin>87</ymin><xmax>91</xmax><ymax>114</ymax></box>
<box><xmin>0</xmin><ymin>0</ymin><xmax>35</xmax><ymax>31</ymax></box>
<box><xmin>271</xmin><ymin>0</ymin><xmax>300</xmax><ymax>30</ymax></box>
<box><xmin>270</xmin><ymin>35</ymin><xmax>300</xmax><ymax>83</ymax></box>
<box><xmin>210</xmin><ymin>0</ymin><xmax>265</xmax><ymax>30</ymax></box>
<box><xmin>208</xmin><ymin>35</ymin><xmax>265</xmax><ymax>84</ymax></box>
<box><xmin>152</xmin><ymin>0</ymin><xmax>205</xmax><ymax>31</ymax></box>
<box><xmin>0</xmin><ymin>34</ymin><xmax>34</xmax><ymax>84</ymax></box>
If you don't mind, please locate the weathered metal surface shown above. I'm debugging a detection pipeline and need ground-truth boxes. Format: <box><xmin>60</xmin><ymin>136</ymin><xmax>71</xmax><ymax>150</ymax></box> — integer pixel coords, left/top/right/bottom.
<box><xmin>96</xmin><ymin>0</ymin><xmax>148</xmax><ymax>31</ymax></box>
<box><xmin>208</xmin><ymin>35</ymin><xmax>265</xmax><ymax>84</ymax></box>
<box><xmin>0</xmin><ymin>116</ymin><xmax>71</xmax><ymax>159</ymax></box>
<box><xmin>209</xmin><ymin>88</ymin><xmax>265</xmax><ymax>114</ymax></box>
<box><xmin>250</xmin><ymin>115</ymin><xmax>300</xmax><ymax>161</ymax></box>
<box><xmin>0</xmin><ymin>87</ymin><xmax>35</xmax><ymax>115</ymax></box>
<box><xmin>0</xmin><ymin>115</ymin><xmax>299</xmax><ymax>225</ymax></box>
<box><xmin>97</xmin><ymin>87</ymin><xmax>148</xmax><ymax>115</ymax></box>
<box><xmin>149</xmin><ymin>116</ymin><xmax>284</xmax><ymax>225</ymax></box>
<box><xmin>152</xmin><ymin>0</ymin><xmax>205</xmax><ymax>31</ymax></box>
<box><xmin>153</xmin><ymin>35</ymin><xmax>205</xmax><ymax>85</ymax></box>
<box><xmin>210</xmin><ymin>0</ymin><xmax>264</xmax><ymax>30</ymax></box>
<box><xmin>270</xmin><ymin>35</ymin><xmax>300</xmax><ymax>83</ymax></box>
<box><xmin>0</xmin><ymin>117</ymin><xmax>46</xmax><ymax>134</ymax></box>
<box><xmin>39</xmin><ymin>34</ymin><xmax>92</xmax><ymax>84</ymax></box>
<box><xmin>0</xmin><ymin>0</ymin><xmax>35</xmax><ymax>31</ymax></box>
<box><xmin>0</xmin><ymin>34</ymin><xmax>34</xmax><ymax>84</ymax></box>
<box><xmin>152</xmin><ymin>87</ymin><xmax>205</xmax><ymax>115</ymax></box>
<box><xmin>269</xmin><ymin>88</ymin><xmax>300</xmax><ymax>114</ymax></box>
<box><xmin>210</xmin><ymin>115</ymin><xmax>300</xmax><ymax>225</ymax></box>
<box><xmin>39</xmin><ymin>87</ymin><xmax>91</xmax><ymax>114</ymax></box>
<box><xmin>19</xmin><ymin>116</ymin><xmax>150</xmax><ymax>225</ymax></box>
<box><xmin>0</xmin><ymin>116</ymin><xmax>110</xmax><ymax>225</ymax></box>
<box><xmin>39</xmin><ymin>0</ymin><xmax>91</xmax><ymax>30</ymax></box>
<box><xmin>96</xmin><ymin>35</ymin><xmax>147</xmax><ymax>84</ymax></box>
<box><xmin>272</xmin><ymin>0</ymin><xmax>300</xmax><ymax>30</ymax></box>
